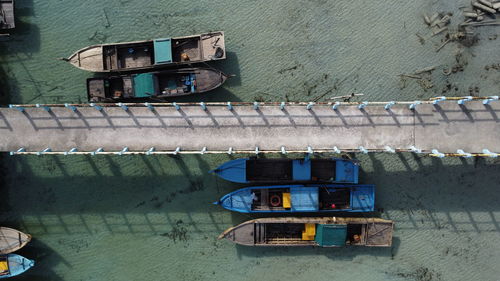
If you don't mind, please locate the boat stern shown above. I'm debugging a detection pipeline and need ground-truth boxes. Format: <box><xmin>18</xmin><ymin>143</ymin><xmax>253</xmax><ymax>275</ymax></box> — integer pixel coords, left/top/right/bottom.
<box><xmin>210</xmin><ymin>158</ymin><xmax>248</xmax><ymax>183</ymax></box>
<box><xmin>66</xmin><ymin>45</ymin><xmax>105</xmax><ymax>72</ymax></box>
<box><xmin>335</xmin><ymin>159</ymin><xmax>359</xmax><ymax>184</ymax></box>
<box><xmin>201</xmin><ymin>31</ymin><xmax>226</xmax><ymax>61</ymax></box>
<box><xmin>6</xmin><ymin>254</ymin><xmax>34</xmax><ymax>277</ymax></box>
<box><xmin>87</xmin><ymin>78</ymin><xmax>108</xmax><ymax>102</ymax></box>
<box><xmin>217</xmin><ymin>189</ymin><xmax>254</xmax><ymax>213</ymax></box>
<box><xmin>219</xmin><ymin>221</ymin><xmax>256</xmax><ymax>246</ymax></box>
<box><xmin>351</xmin><ymin>185</ymin><xmax>375</xmax><ymax>212</ymax></box>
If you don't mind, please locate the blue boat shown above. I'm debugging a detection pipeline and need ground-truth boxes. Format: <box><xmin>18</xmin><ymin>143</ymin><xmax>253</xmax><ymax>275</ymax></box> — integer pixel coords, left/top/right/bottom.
<box><xmin>210</xmin><ymin>158</ymin><xmax>359</xmax><ymax>184</ymax></box>
<box><xmin>0</xmin><ymin>254</ymin><xmax>34</xmax><ymax>279</ymax></box>
<box><xmin>215</xmin><ymin>184</ymin><xmax>374</xmax><ymax>213</ymax></box>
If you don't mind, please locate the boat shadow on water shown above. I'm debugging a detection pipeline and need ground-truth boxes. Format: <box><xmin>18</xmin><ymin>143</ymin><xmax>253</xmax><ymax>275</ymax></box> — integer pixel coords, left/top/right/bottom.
<box><xmin>13</xmin><ymin>239</ymin><xmax>67</xmax><ymax>281</ymax></box>
<box><xmin>0</xmin><ymin>0</ymin><xmax>39</xmax><ymax>54</ymax></box>
<box><xmin>234</xmin><ymin>236</ymin><xmax>401</xmax><ymax>261</ymax></box>
<box><xmin>208</xmin><ymin>51</ymin><xmax>242</xmax><ymax>87</ymax></box>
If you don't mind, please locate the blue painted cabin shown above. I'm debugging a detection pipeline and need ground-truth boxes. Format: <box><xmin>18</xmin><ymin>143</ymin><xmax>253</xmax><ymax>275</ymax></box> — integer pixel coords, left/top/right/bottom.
<box><xmin>0</xmin><ymin>254</ymin><xmax>34</xmax><ymax>279</ymax></box>
<box><xmin>210</xmin><ymin>158</ymin><xmax>359</xmax><ymax>184</ymax></box>
<box><xmin>216</xmin><ymin>184</ymin><xmax>374</xmax><ymax>213</ymax></box>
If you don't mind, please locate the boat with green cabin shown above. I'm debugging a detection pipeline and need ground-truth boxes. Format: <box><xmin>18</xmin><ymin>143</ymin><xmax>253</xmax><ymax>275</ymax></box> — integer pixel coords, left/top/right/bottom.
<box><xmin>64</xmin><ymin>31</ymin><xmax>225</xmax><ymax>72</ymax></box>
<box><xmin>219</xmin><ymin>217</ymin><xmax>393</xmax><ymax>247</ymax></box>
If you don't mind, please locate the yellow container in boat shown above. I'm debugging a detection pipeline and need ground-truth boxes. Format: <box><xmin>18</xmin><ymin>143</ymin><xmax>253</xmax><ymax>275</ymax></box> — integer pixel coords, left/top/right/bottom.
<box><xmin>283</xmin><ymin>193</ymin><xmax>291</xmax><ymax>208</ymax></box>
<box><xmin>302</xmin><ymin>223</ymin><xmax>316</xmax><ymax>240</ymax></box>
<box><xmin>0</xmin><ymin>260</ymin><xmax>8</xmax><ymax>272</ymax></box>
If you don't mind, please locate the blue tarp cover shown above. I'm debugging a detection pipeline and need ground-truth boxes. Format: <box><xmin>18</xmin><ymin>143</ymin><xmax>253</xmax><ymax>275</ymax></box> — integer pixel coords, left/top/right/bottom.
<box><xmin>315</xmin><ymin>224</ymin><xmax>347</xmax><ymax>246</ymax></box>
<box><xmin>290</xmin><ymin>187</ymin><xmax>318</xmax><ymax>211</ymax></box>
<box><xmin>335</xmin><ymin>160</ymin><xmax>359</xmax><ymax>183</ymax></box>
<box><xmin>133</xmin><ymin>73</ymin><xmax>155</xmax><ymax>97</ymax></box>
<box><xmin>154</xmin><ymin>38</ymin><xmax>173</xmax><ymax>64</ymax></box>
<box><xmin>292</xmin><ymin>159</ymin><xmax>311</xmax><ymax>181</ymax></box>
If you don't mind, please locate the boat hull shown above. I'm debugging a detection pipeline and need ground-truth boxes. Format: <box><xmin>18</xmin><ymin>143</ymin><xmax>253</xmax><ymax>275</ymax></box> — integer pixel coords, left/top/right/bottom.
<box><xmin>66</xmin><ymin>31</ymin><xmax>226</xmax><ymax>72</ymax></box>
<box><xmin>0</xmin><ymin>254</ymin><xmax>34</xmax><ymax>279</ymax></box>
<box><xmin>211</xmin><ymin>158</ymin><xmax>359</xmax><ymax>184</ymax></box>
<box><xmin>87</xmin><ymin>67</ymin><xmax>228</xmax><ymax>102</ymax></box>
<box><xmin>0</xmin><ymin>227</ymin><xmax>31</xmax><ymax>255</ymax></box>
<box><xmin>219</xmin><ymin>217</ymin><xmax>394</xmax><ymax>247</ymax></box>
<box><xmin>0</xmin><ymin>1</ymin><xmax>15</xmax><ymax>30</ymax></box>
<box><xmin>217</xmin><ymin>184</ymin><xmax>375</xmax><ymax>213</ymax></box>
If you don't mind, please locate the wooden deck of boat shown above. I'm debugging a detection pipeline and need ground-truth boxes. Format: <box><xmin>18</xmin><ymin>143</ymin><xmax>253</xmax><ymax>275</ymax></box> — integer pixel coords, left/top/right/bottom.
<box><xmin>0</xmin><ymin>100</ymin><xmax>499</xmax><ymax>153</ymax></box>
<box><xmin>0</xmin><ymin>0</ymin><xmax>15</xmax><ymax>29</ymax></box>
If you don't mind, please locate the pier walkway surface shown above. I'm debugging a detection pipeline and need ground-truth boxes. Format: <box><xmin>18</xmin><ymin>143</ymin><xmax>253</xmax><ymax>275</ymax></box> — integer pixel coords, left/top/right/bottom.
<box><xmin>0</xmin><ymin>100</ymin><xmax>499</xmax><ymax>155</ymax></box>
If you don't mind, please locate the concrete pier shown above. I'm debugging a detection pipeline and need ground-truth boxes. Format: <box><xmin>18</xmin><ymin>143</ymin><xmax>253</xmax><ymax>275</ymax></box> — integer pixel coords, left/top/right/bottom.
<box><xmin>0</xmin><ymin>101</ymin><xmax>499</xmax><ymax>154</ymax></box>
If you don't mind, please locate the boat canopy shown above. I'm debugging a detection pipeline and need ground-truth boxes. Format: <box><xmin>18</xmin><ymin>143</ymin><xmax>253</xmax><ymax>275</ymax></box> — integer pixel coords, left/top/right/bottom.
<box><xmin>133</xmin><ymin>73</ymin><xmax>155</xmax><ymax>97</ymax></box>
<box><xmin>292</xmin><ymin>160</ymin><xmax>311</xmax><ymax>181</ymax></box>
<box><xmin>290</xmin><ymin>187</ymin><xmax>319</xmax><ymax>212</ymax></box>
<box><xmin>315</xmin><ymin>224</ymin><xmax>347</xmax><ymax>246</ymax></box>
<box><xmin>154</xmin><ymin>38</ymin><xmax>173</xmax><ymax>65</ymax></box>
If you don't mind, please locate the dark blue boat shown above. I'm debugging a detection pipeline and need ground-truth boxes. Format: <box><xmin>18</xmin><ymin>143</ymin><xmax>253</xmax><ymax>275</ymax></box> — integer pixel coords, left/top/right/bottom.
<box><xmin>215</xmin><ymin>184</ymin><xmax>374</xmax><ymax>213</ymax></box>
<box><xmin>0</xmin><ymin>254</ymin><xmax>34</xmax><ymax>279</ymax></box>
<box><xmin>210</xmin><ymin>158</ymin><xmax>359</xmax><ymax>184</ymax></box>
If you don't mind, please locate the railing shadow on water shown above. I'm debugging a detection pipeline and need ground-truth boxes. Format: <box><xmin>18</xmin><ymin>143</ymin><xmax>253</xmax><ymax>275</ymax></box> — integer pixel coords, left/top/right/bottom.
<box><xmin>0</xmin><ymin>153</ymin><xmax>237</xmax><ymax>236</ymax></box>
<box><xmin>1</xmin><ymin>152</ymin><xmax>499</xmax><ymax>259</ymax></box>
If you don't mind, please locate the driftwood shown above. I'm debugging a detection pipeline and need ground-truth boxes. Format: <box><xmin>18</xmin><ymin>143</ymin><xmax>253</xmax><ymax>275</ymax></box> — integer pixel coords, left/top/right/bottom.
<box><xmin>399</xmin><ymin>74</ymin><xmax>422</xmax><ymax>79</ymax></box>
<box><xmin>329</xmin><ymin>93</ymin><xmax>364</xmax><ymax>100</ymax></box>
<box><xmin>424</xmin><ymin>14</ymin><xmax>431</xmax><ymax>25</ymax></box>
<box><xmin>414</xmin><ymin>66</ymin><xmax>437</xmax><ymax>74</ymax></box>
<box><xmin>416</xmin><ymin>33</ymin><xmax>426</xmax><ymax>44</ymax></box>
<box><xmin>472</xmin><ymin>1</ymin><xmax>496</xmax><ymax>13</ymax></box>
<box><xmin>436</xmin><ymin>39</ymin><xmax>451</xmax><ymax>52</ymax></box>
<box><xmin>478</xmin><ymin>0</ymin><xmax>493</xmax><ymax>8</ymax></box>
<box><xmin>432</xmin><ymin>27</ymin><xmax>448</xmax><ymax>37</ymax></box>
<box><xmin>461</xmin><ymin>19</ymin><xmax>500</xmax><ymax>26</ymax></box>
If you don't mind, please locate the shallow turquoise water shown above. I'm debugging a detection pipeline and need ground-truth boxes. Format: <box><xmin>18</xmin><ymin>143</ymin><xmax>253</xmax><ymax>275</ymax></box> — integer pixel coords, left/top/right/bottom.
<box><xmin>1</xmin><ymin>0</ymin><xmax>500</xmax><ymax>280</ymax></box>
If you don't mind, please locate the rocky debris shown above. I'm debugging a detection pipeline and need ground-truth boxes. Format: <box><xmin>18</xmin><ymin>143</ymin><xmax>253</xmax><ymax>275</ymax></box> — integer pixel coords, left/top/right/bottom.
<box><xmin>484</xmin><ymin>62</ymin><xmax>500</xmax><ymax>70</ymax></box>
<box><xmin>459</xmin><ymin>1</ymin><xmax>500</xmax><ymax>27</ymax></box>
<box><xmin>398</xmin><ymin>67</ymin><xmax>436</xmax><ymax>91</ymax></box>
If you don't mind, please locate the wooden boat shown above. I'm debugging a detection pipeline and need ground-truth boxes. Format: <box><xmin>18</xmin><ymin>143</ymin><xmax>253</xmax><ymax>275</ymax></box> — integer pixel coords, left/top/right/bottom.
<box><xmin>64</xmin><ymin>31</ymin><xmax>226</xmax><ymax>72</ymax></box>
<box><xmin>0</xmin><ymin>254</ymin><xmax>34</xmax><ymax>279</ymax></box>
<box><xmin>219</xmin><ymin>217</ymin><xmax>393</xmax><ymax>247</ymax></box>
<box><xmin>210</xmin><ymin>157</ymin><xmax>359</xmax><ymax>184</ymax></box>
<box><xmin>87</xmin><ymin>67</ymin><xmax>229</xmax><ymax>102</ymax></box>
<box><xmin>0</xmin><ymin>0</ymin><xmax>15</xmax><ymax>30</ymax></box>
<box><xmin>215</xmin><ymin>184</ymin><xmax>374</xmax><ymax>213</ymax></box>
<box><xmin>0</xmin><ymin>227</ymin><xmax>31</xmax><ymax>255</ymax></box>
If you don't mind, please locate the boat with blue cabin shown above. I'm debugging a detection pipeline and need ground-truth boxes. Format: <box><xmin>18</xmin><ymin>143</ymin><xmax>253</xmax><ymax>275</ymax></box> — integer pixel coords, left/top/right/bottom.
<box><xmin>219</xmin><ymin>217</ymin><xmax>394</xmax><ymax>247</ymax></box>
<box><xmin>87</xmin><ymin>67</ymin><xmax>229</xmax><ymax>102</ymax></box>
<box><xmin>216</xmin><ymin>184</ymin><xmax>374</xmax><ymax>213</ymax></box>
<box><xmin>210</xmin><ymin>157</ymin><xmax>359</xmax><ymax>184</ymax></box>
<box><xmin>64</xmin><ymin>31</ymin><xmax>225</xmax><ymax>72</ymax></box>
<box><xmin>0</xmin><ymin>254</ymin><xmax>34</xmax><ymax>279</ymax></box>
